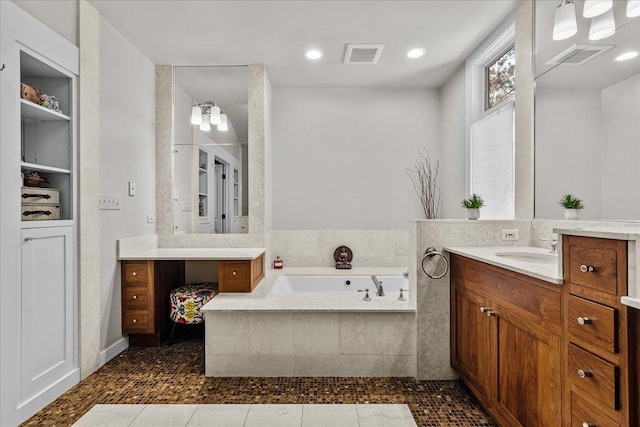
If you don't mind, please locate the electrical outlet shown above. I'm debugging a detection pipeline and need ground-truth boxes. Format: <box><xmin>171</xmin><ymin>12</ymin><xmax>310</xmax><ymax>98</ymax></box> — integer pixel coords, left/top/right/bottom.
<box><xmin>147</xmin><ymin>215</ymin><xmax>155</xmax><ymax>223</ymax></box>
<box><xmin>128</xmin><ymin>181</ymin><xmax>136</xmax><ymax>196</ymax></box>
<box><xmin>502</xmin><ymin>229</ymin><xmax>519</xmax><ymax>241</ymax></box>
<box><xmin>99</xmin><ymin>194</ymin><xmax>121</xmax><ymax>210</ymax></box>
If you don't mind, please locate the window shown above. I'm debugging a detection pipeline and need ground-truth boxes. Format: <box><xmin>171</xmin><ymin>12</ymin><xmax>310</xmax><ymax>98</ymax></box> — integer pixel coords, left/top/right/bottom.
<box><xmin>486</xmin><ymin>46</ymin><xmax>515</xmax><ymax>110</ymax></box>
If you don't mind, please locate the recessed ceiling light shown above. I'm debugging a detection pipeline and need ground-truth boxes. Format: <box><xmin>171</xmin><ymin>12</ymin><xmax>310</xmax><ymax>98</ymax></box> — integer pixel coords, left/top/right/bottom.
<box><xmin>615</xmin><ymin>51</ymin><xmax>639</xmax><ymax>61</ymax></box>
<box><xmin>407</xmin><ymin>48</ymin><xmax>426</xmax><ymax>59</ymax></box>
<box><xmin>305</xmin><ymin>49</ymin><xmax>323</xmax><ymax>60</ymax></box>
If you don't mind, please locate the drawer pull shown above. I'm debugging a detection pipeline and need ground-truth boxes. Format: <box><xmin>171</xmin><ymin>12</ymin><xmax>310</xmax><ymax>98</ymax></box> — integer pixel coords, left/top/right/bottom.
<box><xmin>480</xmin><ymin>307</ymin><xmax>489</xmax><ymax>313</ymax></box>
<box><xmin>132</xmin><ymin>319</ymin><xmax>137</xmax><ymax>323</ymax></box>
<box><xmin>577</xmin><ymin>316</ymin><xmax>592</xmax><ymax>325</ymax></box>
<box><xmin>480</xmin><ymin>307</ymin><xmax>496</xmax><ymax>317</ymax></box>
<box><xmin>132</xmin><ymin>295</ymin><xmax>137</xmax><ymax>300</ymax></box>
<box><xmin>132</xmin><ymin>272</ymin><xmax>138</xmax><ymax>276</ymax></box>
<box><xmin>578</xmin><ymin>369</ymin><xmax>593</xmax><ymax>378</ymax></box>
<box><xmin>580</xmin><ymin>265</ymin><xmax>595</xmax><ymax>273</ymax></box>
<box><xmin>232</xmin><ymin>271</ymin><xmax>237</xmax><ymax>276</ymax></box>
<box><xmin>582</xmin><ymin>423</ymin><xmax>596</xmax><ymax>427</ymax></box>
<box><xmin>22</xmin><ymin>193</ymin><xmax>51</xmax><ymax>199</ymax></box>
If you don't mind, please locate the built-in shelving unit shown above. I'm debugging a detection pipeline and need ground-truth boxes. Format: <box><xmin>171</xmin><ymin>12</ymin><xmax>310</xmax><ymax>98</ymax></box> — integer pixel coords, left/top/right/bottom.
<box><xmin>20</xmin><ymin>99</ymin><xmax>70</xmax><ymax>121</ymax></box>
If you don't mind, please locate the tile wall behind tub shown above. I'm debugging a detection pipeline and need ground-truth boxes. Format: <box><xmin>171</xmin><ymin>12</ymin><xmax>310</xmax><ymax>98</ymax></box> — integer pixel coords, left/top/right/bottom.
<box><xmin>267</xmin><ymin>230</ymin><xmax>409</xmax><ymax>268</ymax></box>
<box><xmin>413</xmin><ymin>220</ymin><xmax>532</xmax><ymax>380</ymax></box>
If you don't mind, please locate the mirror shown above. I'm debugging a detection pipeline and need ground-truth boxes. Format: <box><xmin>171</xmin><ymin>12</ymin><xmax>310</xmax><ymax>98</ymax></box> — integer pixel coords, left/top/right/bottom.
<box><xmin>172</xmin><ymin>66</ymin><xmax>249</xmax><ymax>234</ymax></box>
<box><xmin>534</xmin><ymin>1</ymin><xmax>640</xmax><ymax>220</ymax></box>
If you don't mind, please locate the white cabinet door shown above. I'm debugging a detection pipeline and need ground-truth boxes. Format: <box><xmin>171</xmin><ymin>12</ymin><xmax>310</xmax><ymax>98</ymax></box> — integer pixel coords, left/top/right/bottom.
<box><xmin>20</xmin><ymin>226</ymin><xmax>76</xmax><ymax>404</ymax></box>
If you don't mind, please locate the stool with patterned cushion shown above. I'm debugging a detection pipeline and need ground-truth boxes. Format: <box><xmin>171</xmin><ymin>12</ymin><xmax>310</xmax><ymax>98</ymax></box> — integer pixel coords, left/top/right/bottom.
<box><xmin>168</xmin><ymin>283</ymin><xmax>217</xmax><ymax>345</ymax></box>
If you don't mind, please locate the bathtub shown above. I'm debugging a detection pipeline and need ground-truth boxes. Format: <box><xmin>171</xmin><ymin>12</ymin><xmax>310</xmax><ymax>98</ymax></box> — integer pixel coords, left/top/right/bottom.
<box><xmin>270</xmin><ymin>275</ymin><xmax>408</xmax><ymax>294</ymax></box>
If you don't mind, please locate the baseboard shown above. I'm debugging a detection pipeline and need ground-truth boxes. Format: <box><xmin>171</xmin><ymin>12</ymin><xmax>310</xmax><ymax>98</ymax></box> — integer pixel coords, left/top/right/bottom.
<box><xmin>99</xmin><ymin>337</ymin><xmax>129</xmax><ymax>367</ymax></box>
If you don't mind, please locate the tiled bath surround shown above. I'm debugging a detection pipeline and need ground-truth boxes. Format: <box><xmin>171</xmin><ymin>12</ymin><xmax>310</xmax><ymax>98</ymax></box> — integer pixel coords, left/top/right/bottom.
<box><xmin>205</xmin><ymin>311</ymin><xmax>416</xmax><ymax>377</ymax></box>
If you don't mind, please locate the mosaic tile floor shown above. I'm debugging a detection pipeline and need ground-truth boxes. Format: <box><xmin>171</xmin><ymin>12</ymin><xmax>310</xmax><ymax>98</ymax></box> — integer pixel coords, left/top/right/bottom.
<box><xmin>22</xmin><ymin>333</ymin><xmax>496</xmax><ymax>427</ymax></box>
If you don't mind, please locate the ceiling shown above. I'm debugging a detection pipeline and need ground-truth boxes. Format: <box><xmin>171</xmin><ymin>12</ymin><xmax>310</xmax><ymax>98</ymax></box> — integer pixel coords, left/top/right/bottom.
<box><xmin>535</xmin><ymin>0</ymin><xmax>640</xmax><ymax>89</ymax></box>
<box><xmin>89</xmin><ymin>0</ymin><xmax>518</xmax><ymax>88</ymax></box>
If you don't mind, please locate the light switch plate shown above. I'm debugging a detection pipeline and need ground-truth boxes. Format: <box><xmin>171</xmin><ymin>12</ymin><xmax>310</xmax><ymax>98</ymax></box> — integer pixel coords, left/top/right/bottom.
<box><xmin>128</xmin><ymin>181</ymin><xmax>136</xmax><ymax>196</ymax></box>
<box><xmin>99</xmin><ymin>194</ymin><xmax>121</xmax><ymax>210</ymax></box>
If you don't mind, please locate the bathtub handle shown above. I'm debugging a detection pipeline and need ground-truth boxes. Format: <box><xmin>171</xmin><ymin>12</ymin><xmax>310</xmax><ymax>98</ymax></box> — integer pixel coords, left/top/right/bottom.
<box><xmin>421</xmin><ymin>247</ymin><xmax>449</xmax><ymax>279</ymax></box>
<box><xmin>358</xmin><ymin>289</ymin><xmax>371</xmax><ymax>301</ymax></box>
<box><xmin>398</xmin><ymin>289</ymin><xmax>409</xmax><ymax>301</ymax></box>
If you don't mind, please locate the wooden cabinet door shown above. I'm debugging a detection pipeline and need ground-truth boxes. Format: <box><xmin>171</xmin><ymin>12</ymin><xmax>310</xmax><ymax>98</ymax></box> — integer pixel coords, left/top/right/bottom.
<box><xmin>451</xmin><ymin>285</ymin><xmax>492</xmax><ymax>401</ymax></box>
<box><xmin>494</xmin><ymin>307</ymin><xmax>562</xmax><ymax>427</ymax></box>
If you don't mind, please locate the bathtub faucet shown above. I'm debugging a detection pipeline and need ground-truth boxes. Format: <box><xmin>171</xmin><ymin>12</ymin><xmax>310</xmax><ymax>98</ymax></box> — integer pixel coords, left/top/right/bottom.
<box><xmin>371</xmin><ymin>275</ymin><xmax>385</xmax><ymax>297</ymax></box>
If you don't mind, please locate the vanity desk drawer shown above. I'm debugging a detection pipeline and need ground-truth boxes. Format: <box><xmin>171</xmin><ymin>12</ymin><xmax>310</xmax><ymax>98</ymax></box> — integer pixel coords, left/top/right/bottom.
<box><xmin>568</xmin><ymin>295</ymin><xmax>618</xmax><ymax>354</ymax></box>
<box><xmin>124</xmin><ymin>310</ymin><xmax>150</xmax><ymax>333</ymax></box>
<box><xmin>124</xmin><ymin>261</ymin><xmax>150</xmax><ymax>284</ymax></box>
<box><xmin>218</xmin><ymin>254</ymin><xmax>264</xmax><ymax>293</ymax></box>
<box><xmin>123</xmin><ymin>287</ymin><xmax>149</xmax><ymax>309</ymax></box>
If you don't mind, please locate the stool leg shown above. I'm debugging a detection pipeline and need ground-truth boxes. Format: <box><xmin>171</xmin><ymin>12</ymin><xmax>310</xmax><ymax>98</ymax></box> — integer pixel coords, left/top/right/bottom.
<box><xmin>167</xmin><ymin>322</ymin><xmax>178</xmax><ymax>346</ymax></box>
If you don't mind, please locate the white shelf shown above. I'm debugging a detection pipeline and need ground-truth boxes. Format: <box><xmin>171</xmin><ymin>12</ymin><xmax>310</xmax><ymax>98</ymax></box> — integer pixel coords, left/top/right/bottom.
<box><xmin>199</xmin><ymin>168</ymin><xmax>208</xmax><ymax>173</ymax></box>
<box><xmin>20</xmin><ymin>99</ymin><xmax>70</xmax><ymax>121</ymax></box>
<box><xmin>21</xmin><ymin>219</ymin><xmax>74</xmax><ymax>228</ymax></box>
<box><xmin>21</xmin><ymin>162</ymin><xmax>70</xmax><ymax>174</ymax></box>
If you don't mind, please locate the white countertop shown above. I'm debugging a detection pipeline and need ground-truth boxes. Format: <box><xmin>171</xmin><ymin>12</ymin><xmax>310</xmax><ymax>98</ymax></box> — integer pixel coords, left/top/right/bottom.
<box><xmin>118</xmin><ymin>247</ymin><xmax>266</xmax><ymax>261</ymax></box>
<box><xmin>554</xmin><ymin>226</ymin><xmax>640</xmax><ymax>240</ymax></box>
<box><xmin>621</xmin><ymin>297</ymin><xmax>640</xmax><ymax>310</ymax></box>
<box><xmin>445</xmin><ymin>246</ymin><xmax>563</xmax><ymax>284</ymax></box>
<box><xmin>202</xmin><ymin>267</ymin><xmax>415</xmax><ymax>312</ymax></box>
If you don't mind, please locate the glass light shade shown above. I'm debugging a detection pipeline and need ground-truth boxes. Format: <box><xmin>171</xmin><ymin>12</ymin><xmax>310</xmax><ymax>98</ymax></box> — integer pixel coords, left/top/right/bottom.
<box><xmin>628</xmin><ymin>0</ymin><xmax>640</xmax><ymax>17</ymax></box>
<box><xmin>218</xmin><ymin>113</ymin><xmax>228</xmax><ymax>131</ymax></box>
<box><xmin>553</xmin><ymin>1</ymin><xmax>578</xmax><ymax>40</ymax></box>
<box><xmin>200</xmin><ymin>114</ymin><xmax>211</xmax><ymax>131</ymax></box>
<box><xmin>210</xmin><ymin>105</ymin><xmax>221</xmax><ymax>125</ymax></box>
<box><xmin>589</xmin><ymin>8</ymin><xmax>616</xmax><ymax>40</ymax></box>
<box><xmin>583</xmin><ymin>0</ymin><xmax>612</xmax><ymax>17</ymax></box>
<box><xmin>190</xmin><ymin>105</ymin><xmax>202</xmax><ymax>125</ymax></box>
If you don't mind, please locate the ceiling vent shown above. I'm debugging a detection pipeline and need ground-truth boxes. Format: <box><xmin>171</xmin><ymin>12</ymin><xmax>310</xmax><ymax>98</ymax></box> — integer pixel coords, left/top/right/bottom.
<box><xmin>546</xmin><ymin>44</ymin><xmax>614</xmax><ymax>66</ymax></box>
<box><xmin>343</xmin><ymin>44</ymin><xmax>385</xmax><ymax>64</ymax></box>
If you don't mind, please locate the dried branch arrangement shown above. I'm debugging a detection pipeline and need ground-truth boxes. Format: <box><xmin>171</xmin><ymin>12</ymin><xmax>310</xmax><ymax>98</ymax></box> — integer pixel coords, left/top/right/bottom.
<box><xmin>406</xmin><ymin>147</ymin><xmax>441</xmax><ymax>219</ymax></box>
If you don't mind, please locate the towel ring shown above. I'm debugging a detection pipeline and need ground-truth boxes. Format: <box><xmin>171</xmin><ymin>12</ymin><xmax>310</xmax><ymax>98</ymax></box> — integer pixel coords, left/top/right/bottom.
<box><xmin>421</xmin><ymin>247</ymin><xmax>449</xmax><ymax>279</ymax></box>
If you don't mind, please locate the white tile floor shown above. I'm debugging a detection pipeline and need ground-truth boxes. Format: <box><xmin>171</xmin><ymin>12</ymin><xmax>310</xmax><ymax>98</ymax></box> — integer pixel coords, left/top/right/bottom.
<box><xmin>71</xmin><ymin>403</ymin><xmax>418</xmax><ymax>427</ymax></box>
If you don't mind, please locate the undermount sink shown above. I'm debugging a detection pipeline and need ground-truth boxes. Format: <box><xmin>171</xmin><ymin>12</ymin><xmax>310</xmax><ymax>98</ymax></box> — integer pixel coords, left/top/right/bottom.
<box><xmin>494</xmin><ymin>251</ymin><xmax>558</xmax><ymax>263</ymax></box>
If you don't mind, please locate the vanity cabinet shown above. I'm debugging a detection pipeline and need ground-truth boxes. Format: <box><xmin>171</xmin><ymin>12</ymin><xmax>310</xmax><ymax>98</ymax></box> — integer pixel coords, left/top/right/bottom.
<box><xmin>121</xmin><ymin>260</ymin><xmax>184</xmax><ymax>346</ymax></box>
<box><xmin>562</xmin><ymin>236</ymin><xmax>638</xmax><ymax>427</ymax></box>
<box><xmin>218</xmin><ymin>254</ymin><xmax>265</xmax><ymax>292</ymax></box>
<box><xmin>451</xmin><ymin>254</ymin><xmax>562</xmax><ymax>427</ymax></box>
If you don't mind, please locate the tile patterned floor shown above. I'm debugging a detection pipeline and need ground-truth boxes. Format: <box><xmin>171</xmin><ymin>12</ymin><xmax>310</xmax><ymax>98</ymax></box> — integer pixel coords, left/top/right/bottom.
<box><xmin>22</xmin><ymin>334</ymin><xmax>496</xmax><ymax>426</ymax></box>
<box><xmin>72</xmin><ymin>403</ymin><xmax>418</xmax><ymax>427</ymax></box>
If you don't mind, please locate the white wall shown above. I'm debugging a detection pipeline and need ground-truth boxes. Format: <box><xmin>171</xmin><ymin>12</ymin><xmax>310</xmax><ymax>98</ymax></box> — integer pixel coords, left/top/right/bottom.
<box><xmin>439</xmin><ymin>66</ymin><xmax>466</xmax><ymax>219</ymax></box>
<box><xmin>602</xmin><ymin>74</ymin><xmax>640</xmax><ymax>219</ymax></box>
<box><xmin>99</xmin><ymin>17</ymin><xmax>156</xmax><ymax>352</ymax></box>
<box><xmin>535</xmin><ymin>88</ymin><xmax>603</xmax><ymax>219</ymax></box>
<box><xmin>12</xmin><ymin>0</ymin><xmax>77</xmax><ymax>45</ymax></box>
<box><xmin>272</xmin><ymin>88</ymin><xmax>440</xmax><ymax>230</ymax></box>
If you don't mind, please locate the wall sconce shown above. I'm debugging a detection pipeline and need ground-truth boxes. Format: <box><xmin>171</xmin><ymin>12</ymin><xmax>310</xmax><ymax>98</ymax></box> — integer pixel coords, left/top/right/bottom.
<box><xmin>191</xmin><ymin>102</ymin><xmax>228</xmax><ymax>132</ymax></box>
<box><xmin>553</xmin><ymin>0</ymin><xmax>578</xmax><ymax>40</ymax></box>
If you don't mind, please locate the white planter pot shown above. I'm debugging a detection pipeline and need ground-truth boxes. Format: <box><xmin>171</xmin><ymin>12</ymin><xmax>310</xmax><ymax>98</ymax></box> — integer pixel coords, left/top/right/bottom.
<box><xmin>466</xmin><ymin>208</ymin><xmax>481</xmax><ymax>220</ymax></box>
<box><xmin>564</xmin><ymin>209</ymin><xmax>581</xmax><ymax>220</ymax></box>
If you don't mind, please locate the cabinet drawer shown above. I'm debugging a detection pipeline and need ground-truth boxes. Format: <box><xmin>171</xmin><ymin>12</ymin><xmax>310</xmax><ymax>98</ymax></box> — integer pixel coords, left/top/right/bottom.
<box><xmin>568</xmin><ymin>344</ymin><xmax>618</xmax><ymax>410</ymax></box>
<box><xmin>123</xmin><ymin>310</ymin><xmax>150</xmax><ymax>333</ymax></box>
<box><xmin>123</xmin><ymin>287</ymin><xmax>149</xmax><ymax>309</ymax></box>
<box><xmin>221</xmin><ymin>261</ymin><xmax>248</xmax><ymax>283</ymax></box>
<box><xmin>568</xmin><ymin>295</ymin><xmax>617</xmax><ymax>354</ymax></box>
<box><xmin>124</xmin><ymin>262</ymin><xmax>149</xmax><ymax>284</ymax></box>
<box><xmin>568</xmin><ymin>245</ymin><xmax>618</xmax><ymax>295</ymax></box>
<box><xmin>571</xmin><ymin>392</ymin><xmax>619</xmax><ymax>427</ymax></box>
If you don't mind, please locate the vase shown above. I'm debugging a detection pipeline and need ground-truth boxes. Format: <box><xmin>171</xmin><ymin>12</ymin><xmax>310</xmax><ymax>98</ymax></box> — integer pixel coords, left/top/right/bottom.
<box><xmin>564</xmin><ymin>209</ymin><xmax>581</xmax><ymax>220</ymax></box>
<box><xmin>466</xmin><ymin>208</ymin><xmax>481</xmax><ymax>220</ymax></box>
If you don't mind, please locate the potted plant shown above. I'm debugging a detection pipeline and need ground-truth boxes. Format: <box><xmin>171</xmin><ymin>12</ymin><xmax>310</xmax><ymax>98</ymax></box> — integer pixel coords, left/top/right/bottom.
<box><xmin>461</xmin><ymin>193</ymin><xmax>485</xmax><ymax>220</ymax></box>
<box><xmin>559</xmin><ymin>194</ymin><xmax>584</xmax><ymax>220</ymax></box>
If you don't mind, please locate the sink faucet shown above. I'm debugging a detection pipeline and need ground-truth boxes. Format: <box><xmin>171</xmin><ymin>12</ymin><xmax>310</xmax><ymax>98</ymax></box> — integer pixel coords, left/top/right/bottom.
<box><xmin>540</xmin><ymin>237</ymin><xmax>559</xmax><ymax>254</ymax></box>
<box><xmin>371</xmin><ymin>275</ymin><xmax>385</xmax><ymax>297</ymax></box>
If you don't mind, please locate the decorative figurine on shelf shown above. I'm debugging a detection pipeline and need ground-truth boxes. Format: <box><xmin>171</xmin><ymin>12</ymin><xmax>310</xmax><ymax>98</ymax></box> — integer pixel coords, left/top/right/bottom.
<box><xmin>334</xmin><ymin>245</ymin><xmax>353</xmax><ymax>269</ymax></box>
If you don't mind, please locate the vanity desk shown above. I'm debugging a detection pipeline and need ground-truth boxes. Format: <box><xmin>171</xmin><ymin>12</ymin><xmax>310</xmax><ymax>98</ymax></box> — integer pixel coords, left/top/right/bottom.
<box><xmin>118</xmin><ymin>247</ymin><xmax>265</xmax><ymax>346</ymax></box>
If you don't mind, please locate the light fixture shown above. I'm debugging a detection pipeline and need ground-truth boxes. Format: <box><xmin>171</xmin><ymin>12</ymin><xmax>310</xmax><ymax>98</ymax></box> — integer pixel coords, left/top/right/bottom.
<box><xmin>218</xmin><ymin>112</ymin><xmax>228</xmax><ymax>132</ymax></box>
<box><xmin>553</xmin><ymin>0</ymin><xmax>578</xmax><ymax>41</ymax></box>
<box><xmin>589</xmin><ymin>8</ymin><xmax>616</xmax><ymax>40</ymax></box>
<box><xmin>305</xmin><ymin>49</ymin><xmax>323</xmax><ymax>60</ymax></box>
<box><xmin>190</xmin><ymin>104</ymin><xmax>202</xmax><ymax>125</ymax></box>
<box><xmin>628</xmin><ymin>0</ymin><xmax>640</xmax><ymax>17</ymax></box>
<box><xmin>209</xmin><ymin>104</ymin><xmax>221</xmax><ymax>125</ymax></box>
<box><xmin>615</xmin><ymin>51</ymin><xmax>639</xmax><ymax>61</ymax></box>
<box><xmin>407</xmin><ymin>48</ymin><xmax>426</xmax><ymax>59</ymax></box>
<box><xmin>200</xmin><ymin>114</ymin><xmax>211</xmax><ymax>131</ymax></box>
<box><xmin>583</xmin><ymin>0</ymin><xmax>612</xmax><ymax>18</ymax></box>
